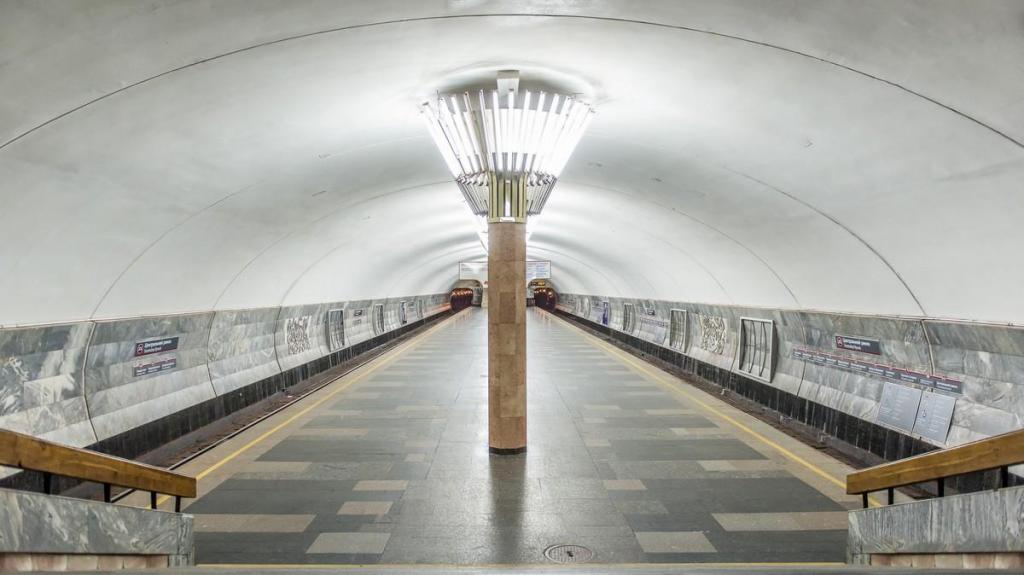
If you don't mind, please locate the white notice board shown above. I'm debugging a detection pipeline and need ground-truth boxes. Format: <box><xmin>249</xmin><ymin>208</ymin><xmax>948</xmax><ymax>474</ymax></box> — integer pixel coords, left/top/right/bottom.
<box><xmin>459</xmin><ymin>261</ymin><xmax>552</xmax><ymax>283</ymax></box>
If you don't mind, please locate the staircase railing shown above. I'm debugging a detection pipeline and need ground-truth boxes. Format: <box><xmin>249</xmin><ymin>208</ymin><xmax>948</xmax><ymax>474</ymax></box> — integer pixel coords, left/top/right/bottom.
<box><xmin>847</xmin><ymin>427</ymin><xmax>1024</xmax><ymax>507</ymax></box>
<box><xmin>0</xmin><ymin>428</ymin><xmax>196</xmax><ymax>511</ymax></box>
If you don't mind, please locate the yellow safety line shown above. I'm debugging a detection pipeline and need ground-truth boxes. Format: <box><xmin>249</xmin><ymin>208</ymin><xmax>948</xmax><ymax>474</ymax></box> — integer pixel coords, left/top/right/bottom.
<box><xmin>154</xmin><ymin>315</ymin><xmax>454</xmax><ymax>507</ymax></box>
<box><xmin>553</xmin><ymin>315</ymin><xmax>882</xmax><ymax>507</ymax></box>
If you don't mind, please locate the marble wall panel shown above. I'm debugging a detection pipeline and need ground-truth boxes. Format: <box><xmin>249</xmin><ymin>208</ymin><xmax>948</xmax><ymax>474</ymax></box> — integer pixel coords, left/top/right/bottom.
<box><xmin>341</xmin><ymin>299</ymin><xmax>377</xmax><ymax>347</ymax></box>
<box><xmin>84</xmin><ymin>313</ymin><xmax>216</xmax><ymax>441</ymax></box>
<box><xmin>207</xmin><ymin>308</ymin><xmax>281</xmax><ymax>396</ymax></box>
<box><xmin>639</xmin><ymin>300</ymin><xmax>670</xmax><ymax>346</ymax></box>
<box><xmin>925</xmin><ymin>321</ymin><xmax>1024</xmax><ymax>444</ymax></box>
<box><xmin>381</xmin><ymin>299</ymin><xmax>401</xmax><ymax>333</ymax></box>
<box><xmin>796</xmin><ymin>314</ymin><xmax>945</xmax><ymax>442</ymax></box>
<box><xmin>799</xmin><ymin>313</ymin><xmax>932</xmax><ymax>370</ymax></box>
<box><xmin>426</xmin><ymin>293</ymin><xmax>451</xmax><ymax>317</ymax></box>
<box><xmin>0</xmin><ymin>487</ymin><xmax>193</xmax><ymax>561</ymax></box>
<box><xmin>275</xmin><ymin>304</ymin><xmax>330</xmax><ymax>371</ymax></box>
<box><xmin>771</xmin><ymin>309</ymin><xmax>808</xmax><ymax>395</ymax></box>
<box><xmin>606</xmin><ymin>297</ymin><xmax>623</xmax><ymax>332</ymax></box>
<box><xmin>0</xmin><ymin>322</ymin><xmax>96</xmax><ymax>447</ymax></box>
<box><xmin>685</xmin><ymin>303</ymin><xmax>738</xmax><ymax>372</ymax></box>
<box><xmin>584</xmin><ymin>295</ymin><xmax>609</xmax><ymax>326</ymax></box>
<box><xmin>403</xmin><ymin>293</ymin><xmax>448</xmax><ymax>325</ymax></box>
<box><xmin>728</xmin><ymin>306</ymin><xmax>803</xmax><ymax>394</ymax></box>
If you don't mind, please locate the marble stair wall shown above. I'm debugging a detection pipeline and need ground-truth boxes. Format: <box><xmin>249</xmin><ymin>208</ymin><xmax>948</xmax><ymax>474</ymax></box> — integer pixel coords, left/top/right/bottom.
<box><xmin>0</xmin><ymin>487</ymin><xmax>195</xmax><ymax>568</ymax></box>
<box><xmin>847</xmin><ymin>485</ymin><xmax>1024</xmax><ymax>568</ymax></box>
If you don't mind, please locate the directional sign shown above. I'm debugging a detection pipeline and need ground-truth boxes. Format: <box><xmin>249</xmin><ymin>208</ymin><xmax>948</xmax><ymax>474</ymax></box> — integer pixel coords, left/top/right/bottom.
<box><xmin>134</xmin><ymin>336</ymin><xmax>179</xmax><ymax>357</ymax></box>
<box><xmin>835</xmin><ymin>335</ymin><xmax>881</xmax><ymax>355</ymax></box>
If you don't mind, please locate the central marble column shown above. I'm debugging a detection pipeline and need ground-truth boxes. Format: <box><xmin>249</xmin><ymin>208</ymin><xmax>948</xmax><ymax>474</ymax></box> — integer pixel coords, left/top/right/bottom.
<box><xmin>487</xmin><ymin>221</ymin><xmax>527</xmax><ymax>453</ymax></box>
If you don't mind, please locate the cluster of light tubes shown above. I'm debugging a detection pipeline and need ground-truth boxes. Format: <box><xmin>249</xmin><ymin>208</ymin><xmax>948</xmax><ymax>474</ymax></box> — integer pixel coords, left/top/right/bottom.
<box><xmin>421</xmin><ymin>89</ymin><xmax>594</xmax><ymax>190</ymax></box>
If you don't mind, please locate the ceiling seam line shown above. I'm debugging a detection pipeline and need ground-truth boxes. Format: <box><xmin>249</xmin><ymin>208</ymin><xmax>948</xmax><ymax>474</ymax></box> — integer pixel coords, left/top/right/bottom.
<box><xmin>526</xmin><ymin>245</ymin><xmax>686</xmax><ymax>303</ymax></box>
<box><xmin>208</xmin><ymin>179</ymin><xmax>452</xmax><ymax>310</ymax></box>
<box><xmin>86</xmin><ymin>185</ymin><xmax>252</xmax><ymax>318</ymax></box>
<box><xmin>1</xmin><ymin>13</ymin><xmax>1020</xmax><ymax>153</ymax></box>
<box><xmin>568</xmin><ymin>180</ymin><xmax>797</xmax><ymax>306</ymax></box>
<box><xmin>383</xmin><ymin>245</ymin><xmax>486</xmax><ymax>296</ymax></box>
<box><xmin>726</xmin><ymin>169</ymin><xmax>928</xmax><ymax>316</ymax></box>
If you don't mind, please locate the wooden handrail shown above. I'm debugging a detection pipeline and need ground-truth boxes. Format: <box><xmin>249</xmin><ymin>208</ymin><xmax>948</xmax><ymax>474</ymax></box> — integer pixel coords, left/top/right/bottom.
<box><xmin>847</xmin><ymin>427</ymin><xmax>1024</xmax><ymax>496</ymax></box>
<box><xmin>0</xmin><ymin>428</ymin><xmax>196</xmax><ymax>499</ymax></box>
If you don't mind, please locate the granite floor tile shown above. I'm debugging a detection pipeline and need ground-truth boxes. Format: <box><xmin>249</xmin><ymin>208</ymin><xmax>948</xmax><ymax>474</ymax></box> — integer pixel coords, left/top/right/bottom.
<box><xmin>603</xmin><ymin>479</ymin><xmax>646</xmax><ymax>491</ymax></box>
<box><xmin>635</xmin><ymin>531</ymin><xmax>717</xmax><ymax>553</ymax></box>
<box><xmin>609</xmin><ymin>439</ymin><xmax>766</xmax><ymax>460</ymax></box>
<box><xmin>339</xmin><ymin>501</ymin><xmax>394</xmax><ymax>515</ymax></box>
<box><xmin>307</xmin><ymin>532</ymin><xmax>391</xmax><ymax>554</ymax></box>
<box><xmin>712</xmin><ymin>511</ymin><xmax>849</xmax><ymax>531</ymax></box>
<box><xmin>613</xmin><ymin>499</ymin><xmax>670</xmax><ymax>515</ymax></box>
<box><xmin>194</xmin><ymin>514</ymin><xmax>315</xmax><ymax>533</ymax></box>
<box><xmin>353</xmin><ymin>480</ymin><xmax>409</xmax><ymax>491</ymax></box>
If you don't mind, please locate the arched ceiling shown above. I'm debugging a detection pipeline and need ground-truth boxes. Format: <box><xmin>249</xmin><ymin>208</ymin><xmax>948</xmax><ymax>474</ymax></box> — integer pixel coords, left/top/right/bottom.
<box><xmin>1</xmin><ymin>1</ymin><xmax>1022</xmax><ymax>326</ymax></box>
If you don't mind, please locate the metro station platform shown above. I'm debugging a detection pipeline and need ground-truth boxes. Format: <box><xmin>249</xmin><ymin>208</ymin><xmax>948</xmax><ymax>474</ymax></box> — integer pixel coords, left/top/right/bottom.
<box><xmin>163</xmin><ymin>309</ymin><xmax>864</xmax><ymax>567</ymax></box>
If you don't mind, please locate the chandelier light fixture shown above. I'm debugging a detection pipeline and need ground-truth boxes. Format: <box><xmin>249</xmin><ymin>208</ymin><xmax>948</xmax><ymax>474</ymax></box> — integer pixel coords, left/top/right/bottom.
<box><xmin>421</xmin><ymin>71</ymin><xmax>594</xmax><ymax>222</ymax></box>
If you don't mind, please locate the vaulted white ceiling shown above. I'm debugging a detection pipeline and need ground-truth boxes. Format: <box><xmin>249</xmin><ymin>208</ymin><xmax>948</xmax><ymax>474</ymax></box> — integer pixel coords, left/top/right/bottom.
<box><xmin>2</xmin><ymin>0</ymin><xmax>1022</xmax><ymax>326</ymax></box>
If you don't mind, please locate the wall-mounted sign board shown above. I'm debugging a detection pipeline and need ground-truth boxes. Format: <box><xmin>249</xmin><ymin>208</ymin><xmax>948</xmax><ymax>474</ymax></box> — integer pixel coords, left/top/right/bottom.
<box><xmin>835</xmin><ymin>335</ymin><xmax>881</xmax><ymax>355</ymax></box>
<box><xmin>526</xmin><ymin>260</ymin><xmax>552</xmax><ymax>280</ymax></box>
<box><xmin>459</xmin><ymin>261</ymin><xmax>488</xmax><ymax>281</ymax></box>
<box><xmin>792</xmin><ymin>348</ymin><xmax>963</xmax><ymax>394</ymax></box>
<box><xmin>134</xmin><ymin>336</ymin><xmax>179</xmax><ymax>357</ymax></box>
<box><xmin>459</xmin><ymin>260</ymin><xmax>552</xmax><ymax>282</ymax></box>
<box><xmin>876</xmin><ymin>382</ymin><xmax>923</xmax><ymax>432</ymax></box>
<box><xmin>913</xmin><ymin>391</ymin><xmax>957</xmax><ymax>444</ymax></box>
<box><xmin>133</xmin><ymin>357</ymin><xmax>177</xmax><ymax>377</ymax></box>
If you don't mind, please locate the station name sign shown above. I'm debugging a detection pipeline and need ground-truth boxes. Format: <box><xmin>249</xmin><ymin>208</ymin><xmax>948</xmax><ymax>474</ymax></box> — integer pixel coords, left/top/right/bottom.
<box><xmin>134</xmin><ymin>336</ymin><xmax>179</xmax><ymax>357</ymax></box>
<box><xmin>834</xmin><ymin>335</ymin><xmax>881</xmax><ymax>355</ymax></box>
<box><xmin>793</xmin><ymin>347</ymin><xmax>962</xmax><ymax>394</ymax></box>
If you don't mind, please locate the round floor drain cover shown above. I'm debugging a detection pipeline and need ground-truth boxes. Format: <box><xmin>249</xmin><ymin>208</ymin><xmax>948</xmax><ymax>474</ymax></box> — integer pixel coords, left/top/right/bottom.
<box><xmin>544</xmin><ymin>544</ymin><xmax>593</xmax><ymax>563</ymax></box>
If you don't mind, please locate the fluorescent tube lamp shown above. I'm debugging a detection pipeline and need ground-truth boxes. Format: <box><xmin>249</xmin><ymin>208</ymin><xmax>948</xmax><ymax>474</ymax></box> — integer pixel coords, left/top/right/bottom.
<box><xmin>421</xmin><ymin>71</ymin><xmax>594</xmax><ymax>222</ymax></box>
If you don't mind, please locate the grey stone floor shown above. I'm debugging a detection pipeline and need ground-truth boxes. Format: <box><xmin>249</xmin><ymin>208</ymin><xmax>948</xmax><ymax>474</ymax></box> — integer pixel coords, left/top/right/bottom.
<box><xmin>186</xmin><ymin>309</ymin><xmax>850</xmax><ymax>565</ymax></box>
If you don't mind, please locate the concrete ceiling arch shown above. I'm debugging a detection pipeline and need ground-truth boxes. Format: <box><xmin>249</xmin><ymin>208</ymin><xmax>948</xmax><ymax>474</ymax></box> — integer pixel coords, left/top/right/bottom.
<box><xmin>1</xmin><ymin>1</ymin><xmax>1022</xmax><ymax>326</ymax></box>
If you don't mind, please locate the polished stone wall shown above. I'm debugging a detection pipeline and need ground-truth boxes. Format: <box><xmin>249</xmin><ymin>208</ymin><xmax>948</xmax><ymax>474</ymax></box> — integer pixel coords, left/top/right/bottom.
<box><xmin>0</xmin><ymin>294</ymin><xmax>450</xmax><ymax>461</ymax></box>
<box><xmin>341</xmin><ymin>299</ymin><xmax>379</xmax><ymax>347</ymax></box>
<box><xmin>86</xmin><ymin>313</ymin><xmax>217</xmax><ymax>441</ymax></box>
<box><xmin>275</xmin><ymin>303</ymin><xmax>330</xmax><ymax>372</ymax></box>
<box><xmin>0</xmin><ymin>487</ymin><xmax>193</xmax><ymax>564</ymax></box>
<box><xmin>795</xmin><ymin>313</ymin><xmax>929</xmax><ymax>425</ymax></box>
<box><xmin>925</xmin><ymin>321</ymin><xmax>1024</xmax><ymax>446</ymax></box>
<box><xmin>0</xmin><ymin>322</ymin><xmax>95</xmax><ymax>447</ymax></box>
<box><xmin>207</xmin><ymin>307</ymin><xmax>280</xmax><ymax>396</ymax></box>
<box><xmin>559</xmin><ymin>294</ymin><xmax>1024</xmax><ymax>449</ymax></box>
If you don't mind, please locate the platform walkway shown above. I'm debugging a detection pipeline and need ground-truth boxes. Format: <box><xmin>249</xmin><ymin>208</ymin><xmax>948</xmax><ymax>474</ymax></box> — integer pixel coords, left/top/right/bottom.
<box><xmin>157</xmin><ymin>308</ymin><xmax>868</xmax><ymax>567</ymax></box>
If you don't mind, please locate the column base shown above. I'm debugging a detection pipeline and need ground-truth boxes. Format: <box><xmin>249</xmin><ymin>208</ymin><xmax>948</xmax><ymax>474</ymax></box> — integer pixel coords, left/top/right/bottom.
<box><xmin>489</xmin><ymin>446</ymin><xmax>527</xmax><ymax>455</ymax></box>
